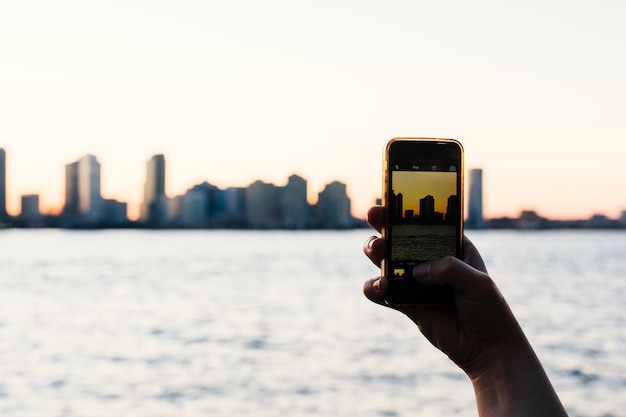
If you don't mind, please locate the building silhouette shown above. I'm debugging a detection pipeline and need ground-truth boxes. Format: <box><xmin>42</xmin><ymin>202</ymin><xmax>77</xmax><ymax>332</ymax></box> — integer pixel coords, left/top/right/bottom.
<box><xmin>20</xmin><ymin>194</ymin><xmax>42</xmax><ymax>225</ymax></box>
<box><xmin>282</xmin><ymin>174</ymin><xmax>309</xmax><ymax>229</ymax></box>
<box><xmin>62</xmin><ymin>154</ymin><xmax>104</xmax><ymax>225</ymax></box>
<box><xmin>446</xmin><ymin>194</ymin><xmax>459</xmax><ymax>224</ymax></box>
<box><xmin>63</xmin><ymin>160</ymin><xmax>80</xmax><ymax>219</ymax></box>
<box><xmin>245</xmin><ymin>180</ymin><xmax>282</xmax><ymax>228</ymax></box>
<box><xmin>170</xmin><ymin>183</ymin><xmax>250</xmax><ymax>228</ymax></box>
<box><xmin>0</xmin><ymin>148</ymin><xmax>7</xmax><ymax>220</ymax></box>
<box><xmin>419</xmin><ymin>194</ymin><xmax>438</xmax><ymax>223</ymax></box>
<box><xmin>140</xmin><ymin>154</ymin><xmax>168</xmax><ymax>227</ymax></box>
<box><xmin>170</xmin><ymin>183</ymin><xmax>210</xmax><ymax>228</ymax></box>
<box><xmin>314</xmin><ymin>181</ymin><xmax>352</xmax><ymax>228</ymax></box>
<box><xmin>169</xmin><ymin>175</ymin><xmax>356</xmax><ymax>229</ymax></box>
<box><xmin>394</xmin><ymin>191</ymin><xmax>403</xmax><ymax>221</ymax></box>
<box><xmin>78</xmin><ymin>154</ymin><xmax>104</xmax><ymax>223</ymax></box>
<box><xmin>61</xmin><ymin>154</ymin><xmax>127</xmax><ymax>227</ymax></box>
<box><xmin>102</xmin><ymin>199</ymin><xmax>128</xmax><ymax>225</ymax></box>
<box><xmin>467</xmin><ymin>168</ymin><xmax>485</xmax><ymax>229</ymax></box>
<box><xmin>219</xmin><ymin>187</ymin><xmax>246</xmax><ymax>227</ymax></box>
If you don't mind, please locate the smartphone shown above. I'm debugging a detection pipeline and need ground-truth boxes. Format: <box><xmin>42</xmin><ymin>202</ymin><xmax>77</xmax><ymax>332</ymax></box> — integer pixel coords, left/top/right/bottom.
<box><xmin>382</xmin><ymin>138</ymin><xmax>464</xmax><ymax>305</ymax></box>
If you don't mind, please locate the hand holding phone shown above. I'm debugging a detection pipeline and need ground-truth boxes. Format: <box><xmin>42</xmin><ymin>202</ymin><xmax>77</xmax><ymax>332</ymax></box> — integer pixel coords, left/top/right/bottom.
<box><xmin>382</xmin><ymin>138</ymin><xmax>464</xmax><ymax>305</ymax></box>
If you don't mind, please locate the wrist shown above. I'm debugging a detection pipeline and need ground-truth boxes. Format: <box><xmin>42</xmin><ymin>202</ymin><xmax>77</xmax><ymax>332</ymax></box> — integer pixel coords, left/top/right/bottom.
<box><xmin>469</xmin><ymin>340</ymin><xmax>568</xmax><ymax>417</ymax></box>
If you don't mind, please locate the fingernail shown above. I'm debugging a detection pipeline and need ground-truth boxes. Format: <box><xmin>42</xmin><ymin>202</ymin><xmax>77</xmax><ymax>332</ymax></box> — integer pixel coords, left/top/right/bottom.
<box><xmin>413</xmin><ymin>263</ymin><xmax>431</xmax><ymax>281</ymax></box>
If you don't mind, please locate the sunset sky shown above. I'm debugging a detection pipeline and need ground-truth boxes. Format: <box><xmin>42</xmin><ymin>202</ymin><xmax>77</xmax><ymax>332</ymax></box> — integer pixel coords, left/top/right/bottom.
<box><xmin>393</xmin><ymin>171</ymin><xmax>456</xmax><ymax>216</ymax></box>
<box><xmin>2</xmin><ymin>0</ymin><xmax>625</xmax><ymax>220</ymax></box>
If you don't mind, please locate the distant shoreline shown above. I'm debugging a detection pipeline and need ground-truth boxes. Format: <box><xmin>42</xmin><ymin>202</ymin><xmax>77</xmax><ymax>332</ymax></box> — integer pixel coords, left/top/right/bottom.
<box><xmin>0</xmin><ymin>212</ymin><xmax>626</xmax><ymax>231</ymax></box>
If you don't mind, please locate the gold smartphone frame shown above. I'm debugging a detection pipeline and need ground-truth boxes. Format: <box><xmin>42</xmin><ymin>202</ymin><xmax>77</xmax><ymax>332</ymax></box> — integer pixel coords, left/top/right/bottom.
<box><xmin>382</xmin><ymin>137</ymin><xmax>464</xmax><ymax>305</ymax></box>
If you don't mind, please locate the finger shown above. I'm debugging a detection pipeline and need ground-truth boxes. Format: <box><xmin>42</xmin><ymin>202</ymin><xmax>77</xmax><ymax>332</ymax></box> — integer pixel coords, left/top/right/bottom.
<box><xmin>462</xmin><ymin>236</ymin><xmax>488</xmax><ymax>273</ymax></box>
<box><xmin>363</xmin><ymin>276</ymin><xmax>389</xmax><ymax>307</ymax></box>
<box><xmin>413</xmin><ymin>256</ymin><xmax>496</xmax><ymax>302</ymax></box>
<box><xmin>363</xmin><ymin>235</ymin><xmax>385</xmax><ymax>267</ymax></box>
<box><xmin>366</xmin><ymin>206</ymin><xmax>384</xmax><ymax>233</ymax></box>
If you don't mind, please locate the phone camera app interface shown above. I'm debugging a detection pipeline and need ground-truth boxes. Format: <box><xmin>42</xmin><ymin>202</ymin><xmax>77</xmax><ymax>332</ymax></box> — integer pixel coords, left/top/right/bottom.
<box><xmin>389</xmin><ymin>163</ymin><xmax>459</xmax><ymax>275</ymax></box>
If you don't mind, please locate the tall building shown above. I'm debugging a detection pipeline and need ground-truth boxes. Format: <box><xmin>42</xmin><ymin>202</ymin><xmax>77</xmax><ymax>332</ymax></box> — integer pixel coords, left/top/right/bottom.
<box><xmin>466</xmin><ymin>168</ymin><xmax>485</xmax><ymax>229</ymax></box>
<box><xmin>140</xmin><ymin>154</ymin><xmax>168</xmax><ymax>226</ymax></box>
<box><xmin>219</xmin><ymin>187</ymin><xmax>246</xmax><ymax>227</ymax></box>
<box><xmin>420</xmin><ymin>194</ymin><xmax>436</xmax><ymax>222</ymax></box>
<box><xmin>390</xmin><ymin>190</ymin><xmax>403</xmax><ymax>221</ymax></box>
<box><xmin>78</xmin><ymin>154</ymin><xmax>104</xmax><ymax>223</ymax></box>
<box><xmin>314</xmin><ymin>181</ymin><xmax>352</xmax><ymax>228</ymax></box>
<box><xmin>245</xmin><ymin>180</ymin><xmax>281</xmax><ymax>228</ymax></box>
<box><xmin>282</xmin><ymin>174</ymin><xmax>309</xmax><ymax>229</ymax></box>
<box><xmin>446</xmin><ymin>194</ymin><xmax>459</xmax><ymax>224</ymax></box>
<box><xmin>61</xmin><ymin>155</ymin><xmax>105</xmax><ymax>225</ymax></box>
<box><xmin>0</xmin><ymin>148</ymin><xmax>7</xmax><ymax>220</ymax></box>
<box><xmin>63</xmin><ymin>161</ymin><xmax>80</xmax><ymax>218</ymax></box>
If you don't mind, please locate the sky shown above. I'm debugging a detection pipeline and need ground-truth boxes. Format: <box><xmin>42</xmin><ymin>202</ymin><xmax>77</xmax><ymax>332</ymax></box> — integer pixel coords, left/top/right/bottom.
<box><xmin>393</xmin><ymin>171</ymin><xmax>456</xmax><ymax>216</ymax></box>
<box><xmin>1</xmin><ymin>0</ymin><xmax>626</xmax><ymax>221</ymax></box>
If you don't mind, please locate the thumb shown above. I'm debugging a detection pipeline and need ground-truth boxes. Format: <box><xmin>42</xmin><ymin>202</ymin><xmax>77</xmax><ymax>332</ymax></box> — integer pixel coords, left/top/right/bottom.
<box><xmin>412</xmin><ymin>256</ymin><xmax>495</xmax><ymax>302</ymax></box>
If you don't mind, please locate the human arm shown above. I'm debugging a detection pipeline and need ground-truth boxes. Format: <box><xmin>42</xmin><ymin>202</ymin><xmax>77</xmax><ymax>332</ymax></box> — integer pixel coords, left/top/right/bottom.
<box><xmin>362</xmin><ymin>206</ymin><xmax>568</xmax><ymax>417</ymax></box>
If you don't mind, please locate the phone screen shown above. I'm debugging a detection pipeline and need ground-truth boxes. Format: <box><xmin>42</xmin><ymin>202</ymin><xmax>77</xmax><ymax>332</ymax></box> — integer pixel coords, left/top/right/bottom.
<box><xmin>384</xmin><ymin>139</ymin><xmax>463</xmax><ymax>305</ymax></box>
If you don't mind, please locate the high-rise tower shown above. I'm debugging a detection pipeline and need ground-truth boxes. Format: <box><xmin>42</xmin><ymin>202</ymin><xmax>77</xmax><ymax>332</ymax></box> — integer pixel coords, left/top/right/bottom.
<box><xmin>282</xmin><ymin>174</ymin><xmax>309</xmax><ymax>229</ymax></box>
<box><xmin>78</xmin><ymin>154</ymin><xmax>104</xmax><ymax>223</ymax></box>
<box><xmin>63</xmin><ymin>161</ymin><xmax>80</xmax><ymax>218</ymax></box>
<box><xmin>467</xmin><ymin>168</ymin><xmax>485</xmax><ymax>229</ymax></box>
<box><xmin>62</xmin><ymin>154</ymin><xmax>104</xmax><ymax>224</ymax></box>
<box><xmin>314</xmin><ymin>181</ymin><xmax>352</xmax><ymax>228</ymax></box>
<box><xmin>140</xmin><ymin>154</ymin><xmax>168</xmax><ymax>226</ymax></box>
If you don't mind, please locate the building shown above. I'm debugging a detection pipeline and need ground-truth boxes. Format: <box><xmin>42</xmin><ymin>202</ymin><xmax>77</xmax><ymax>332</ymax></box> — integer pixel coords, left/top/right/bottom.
<box><xmin>103</xmin><ymin>199</ymin><xmax>128</xmax><ymax>226</ymax></box>
<box><xmin>20</xmin><ymin>194</ymin><xmax>42</xmax><ymax>225</ymax></box>
<box><xmin>60</xmin><ymin>154</ymin><xmax>127</xmax><ymax>227</ymax></box>
<box><xmin>0</xmin><ymin>148</ymin><xmax>7</xmax><ymax>220</ymax></box>
<box><xmin>140</xmin><ymin>154</ymin><xmax>168</xmax><ymax>227</ymax></box>
<box><xmin>466</xmin><ymin>168</ymin><xmax>485</xmax><ymax>229</ymax></box>
<box><xmin>245</xmin><ymin>180</ymin><xmax>281</xmax><ymax>228</ymax></box>
<box><xmin>281</xmin><ymin>174</ymin><xmax>309</xmax><ymax>229</ymax></box>
<box><xmin>216</xmin><ymin>187</ymin><xmax>246</xmax><ymax>227</ymax></box>
<box><xmin>63</xmin><ymin>161</ymin><xmax>80</xmax><ymax>219</ymax></box>
<box><xmin>446</xmin><ymin>194</ymin><xmax>459</xmax><ymax>225</ymax></box>
<box><xmin>419</xmin><ymin>194</ymin><xmax>436</xmax><ymax>223</ymax></box>
<box><xmin>61</xmin><ymin>154</ymin><xmax>104</xmax><ymax>225</ymax></box>
<box><xmin>391</xmin><ymin>190</ymin><xmax>403</xmax><ymax>221</ymax></box>
<box><xmin>77</xmin><ymin>154</ymin><xmax>104</xmax><ymax>223</ymax></box>
<box><xmin>170</xmin><ymin>187</ymin><xmax>210</xmax><ymax>228</ymax></box>
<box><xmin>314</xmin><ymin>181</ymin><xmax>352</xmax><ymax>228</ymax></box>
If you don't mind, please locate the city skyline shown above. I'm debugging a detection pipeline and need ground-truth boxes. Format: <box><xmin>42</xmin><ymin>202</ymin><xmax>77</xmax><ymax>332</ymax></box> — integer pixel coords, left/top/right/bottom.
<box><xmin>0</xmin><ymin>148</ymin><xmax>360</xmax><ymax>229</ymax></box>
<box><xmin>391</xmin><ymin>171</ymin><xmax>457</xmax><ymax>217</ymax></box>
<box><xmin>0</xmin><ymin>146</ymin><xmax>354</xmax><ymax>220</ymax></box>
<box><xmin>4</xmin><ymin>146</ymin><xmax>626</xmax><ymax>227</ymax></box>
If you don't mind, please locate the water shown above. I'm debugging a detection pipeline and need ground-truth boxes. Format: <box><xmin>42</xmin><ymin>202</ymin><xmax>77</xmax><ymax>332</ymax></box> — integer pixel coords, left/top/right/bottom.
<box><xmin>0</xmin><ymin>229</ymin><xmax>624</xmax><ymax>417</ymax></box>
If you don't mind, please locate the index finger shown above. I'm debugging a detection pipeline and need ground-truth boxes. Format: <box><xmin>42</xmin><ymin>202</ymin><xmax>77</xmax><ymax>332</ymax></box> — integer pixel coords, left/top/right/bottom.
<box><xmin>366</xmin><ymin>206</ymin><xmax>384</xmax><ymax>233</ymax></box>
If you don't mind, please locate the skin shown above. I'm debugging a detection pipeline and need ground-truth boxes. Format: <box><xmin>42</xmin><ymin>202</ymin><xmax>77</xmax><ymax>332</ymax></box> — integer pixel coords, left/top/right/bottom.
<box><xmin>362</xmin><ymin>206</ymin><xmax>568</xmax><ymax>417</ymax></box>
